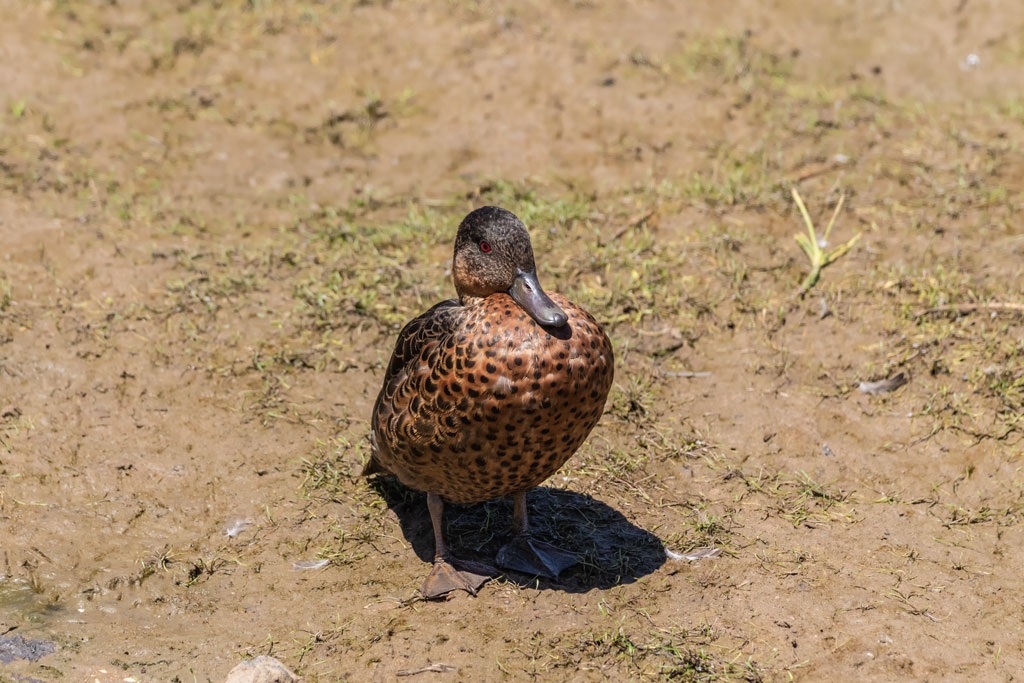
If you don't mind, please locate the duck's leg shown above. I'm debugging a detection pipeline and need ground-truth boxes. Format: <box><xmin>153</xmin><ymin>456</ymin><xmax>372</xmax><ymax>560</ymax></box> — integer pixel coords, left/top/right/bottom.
<box><xmin>420</xmin><ymin>492</ymin><xmax>495</xmax><ymax>599</ymax></box>
<box><xmin>496</xmin><ymin>491</ymin><xmax>579</xmax><ymax>578</ymax></box>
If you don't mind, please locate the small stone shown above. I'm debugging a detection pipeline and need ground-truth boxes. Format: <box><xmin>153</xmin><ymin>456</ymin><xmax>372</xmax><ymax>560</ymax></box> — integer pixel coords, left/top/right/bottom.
<box><xmin>0</xmin><ymin>635</ymin><xmax>56</xmax><ymax>664</ymax></box>
<box><xmin>224</xmin><ymin>655</ymin><xmax>299</xmax><ymax>683</ymax></box>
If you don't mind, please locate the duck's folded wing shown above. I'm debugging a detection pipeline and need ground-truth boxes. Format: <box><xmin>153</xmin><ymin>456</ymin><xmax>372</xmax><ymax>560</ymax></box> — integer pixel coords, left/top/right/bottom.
<box><xmin>368</xmin><ymin>300</ymin><xmax>462</xmax><ymax>473</ymax></box>
<box><xmin>382</xmin><ymin>299</ymin><xmax>460</xmax><ymax>390</ymax></box>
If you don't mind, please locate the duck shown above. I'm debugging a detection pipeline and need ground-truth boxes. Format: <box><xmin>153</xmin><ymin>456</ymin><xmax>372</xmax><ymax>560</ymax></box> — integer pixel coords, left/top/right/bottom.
<box><xmin>364</xmin><ymin>206</ymin><xmax>614</xmax><ymax>598</ymax></box>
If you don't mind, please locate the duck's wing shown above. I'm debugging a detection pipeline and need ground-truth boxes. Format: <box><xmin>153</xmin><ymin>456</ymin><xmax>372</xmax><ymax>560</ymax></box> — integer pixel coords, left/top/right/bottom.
<box><xmin>382</xmin><ymin>299</ymin><xmax>461</xmax><ymax>390</ymax></box>
<box><xmin>365</xmin><ymin>299</ymin><xmax>461</xmax><ymax>476</ymax></box>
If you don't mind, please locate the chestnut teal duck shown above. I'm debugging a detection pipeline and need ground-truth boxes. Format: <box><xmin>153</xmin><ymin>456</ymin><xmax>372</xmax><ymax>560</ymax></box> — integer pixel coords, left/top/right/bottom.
<box><xmin>365</xmin><ymin>206</ymin><xmax>614</xmax><ymax>598</ymax></box>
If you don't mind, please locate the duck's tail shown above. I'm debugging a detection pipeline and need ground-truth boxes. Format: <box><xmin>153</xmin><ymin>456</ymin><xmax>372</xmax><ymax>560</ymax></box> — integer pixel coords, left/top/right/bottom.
<box><xmin>361</xmin><ymin>431</ymin><xmax>388</xmax><ymax>477</ymax></box>
<box><xmin>361</xmin><ymin>456</ymin><xmax>387</xmax><ymax>476</ymax></box>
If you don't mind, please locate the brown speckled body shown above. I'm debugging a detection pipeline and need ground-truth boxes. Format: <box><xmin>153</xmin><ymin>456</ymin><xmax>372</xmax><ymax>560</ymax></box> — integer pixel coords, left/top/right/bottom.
<box><xmin>370</xmin><ymin>291</ymin><xmax>614</xmax><ymax>504</ymax></box>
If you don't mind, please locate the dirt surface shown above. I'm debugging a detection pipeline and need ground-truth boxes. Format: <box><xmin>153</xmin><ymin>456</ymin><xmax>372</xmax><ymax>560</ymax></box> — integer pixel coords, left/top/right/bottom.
<box><xmin>2</xmin><ymin>1</ymin><xmax>1024</xmax><ymax>681</ymax></box>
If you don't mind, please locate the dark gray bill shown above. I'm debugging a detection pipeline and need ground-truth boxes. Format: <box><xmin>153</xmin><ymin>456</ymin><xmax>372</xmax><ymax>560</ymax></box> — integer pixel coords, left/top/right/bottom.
<box><xmin>509</xmin><ymin>270</ymin><xmax>568</xmax><ymax>327</ymax></box>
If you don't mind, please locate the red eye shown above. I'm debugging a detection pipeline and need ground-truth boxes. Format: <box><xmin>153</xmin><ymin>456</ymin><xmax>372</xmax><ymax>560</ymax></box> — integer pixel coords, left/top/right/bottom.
<box><xmin>479</xmin><ymin>241</ymin><xmax>491</xmax><ymax>253</ymax></box>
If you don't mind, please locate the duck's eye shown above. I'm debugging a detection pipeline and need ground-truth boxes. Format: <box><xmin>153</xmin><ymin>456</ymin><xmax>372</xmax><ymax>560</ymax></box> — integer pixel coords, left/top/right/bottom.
<box><xmin>479</xmin><ymin>241</ymin><xmax>492</xmax><ymax>253</ymax></box>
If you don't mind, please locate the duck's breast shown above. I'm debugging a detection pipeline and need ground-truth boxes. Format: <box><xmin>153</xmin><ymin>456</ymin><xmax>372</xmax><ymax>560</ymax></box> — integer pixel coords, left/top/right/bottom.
<box><xmin>372</xmin><ymin>292</ymin><xmax>613</xmax><ymax>503</ymax></box>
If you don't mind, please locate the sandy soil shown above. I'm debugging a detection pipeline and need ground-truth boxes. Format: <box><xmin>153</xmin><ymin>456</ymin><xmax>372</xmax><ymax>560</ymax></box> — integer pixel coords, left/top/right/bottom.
<box><xmin>2</xmin><ymin>1</ymin><xmax>1023</xmax><ymax>681</ymax></box>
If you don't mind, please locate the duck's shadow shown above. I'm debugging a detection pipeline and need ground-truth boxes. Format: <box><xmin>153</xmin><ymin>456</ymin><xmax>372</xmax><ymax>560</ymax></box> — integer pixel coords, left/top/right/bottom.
<box><xmin>369</xmin><ymin>477</ymin><xmax>666</xmax><ymax>593</ymax></box>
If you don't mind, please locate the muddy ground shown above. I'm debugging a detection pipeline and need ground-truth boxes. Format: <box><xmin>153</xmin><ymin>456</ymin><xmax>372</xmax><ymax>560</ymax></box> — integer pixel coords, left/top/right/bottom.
<box><xmin>2</xmin><ymin>1</ymin><xmax>1024</xmax><ymax>681</ymax></box>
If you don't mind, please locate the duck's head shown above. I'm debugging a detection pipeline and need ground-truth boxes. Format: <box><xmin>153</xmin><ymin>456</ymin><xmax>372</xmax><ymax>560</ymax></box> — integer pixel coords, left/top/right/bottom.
<box><xmin>452</xmin><ymin>206</ymin><xmax>568</xmax><ymax>328</ymax></box>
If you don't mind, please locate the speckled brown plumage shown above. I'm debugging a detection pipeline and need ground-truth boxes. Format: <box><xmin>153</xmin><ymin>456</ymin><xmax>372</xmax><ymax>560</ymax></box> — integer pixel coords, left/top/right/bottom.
<box><xmin>370</xmin><ymin>291</ymin><xmax>613</xmax><ymax>502</ymax></box>
<box><xmin>365</xmin><ymin>206</ymin><xmax>614</xmax><ymax>598</ymax></box>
